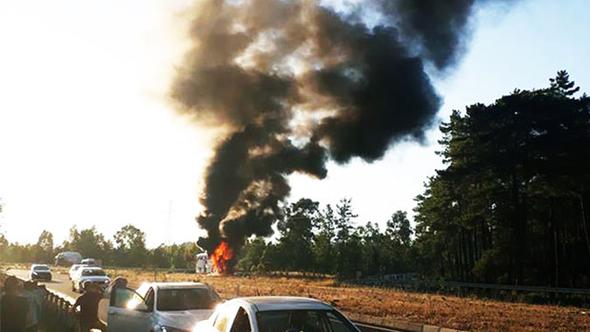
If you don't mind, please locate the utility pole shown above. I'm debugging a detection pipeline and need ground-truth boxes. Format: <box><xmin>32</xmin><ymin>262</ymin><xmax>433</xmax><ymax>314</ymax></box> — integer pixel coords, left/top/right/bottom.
<box><xmin>167</xmin><ymin>200</ymin><xmax>173</xmax><ymax>246</ymax></box>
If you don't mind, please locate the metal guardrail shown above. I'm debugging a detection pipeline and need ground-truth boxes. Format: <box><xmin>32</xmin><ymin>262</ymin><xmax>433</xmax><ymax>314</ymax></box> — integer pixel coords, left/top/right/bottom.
<box><xmin>350</xmin><ymin>278</ymin><xmax>590</xmax><ymax>297</ymax></box>
<box><xmin>43</xmin><ymin>291</ymin><xmax>80</xmax><ymax>332</ymax></box>
<box><xmin>0</xmin><ymin>271</ymin><xmax>105</xmax><ymax>332</ymax></box>
<box><xmin>442</xmin><ymin>281</ymin><xmax>590</xmax><ymax>295</ymax></box>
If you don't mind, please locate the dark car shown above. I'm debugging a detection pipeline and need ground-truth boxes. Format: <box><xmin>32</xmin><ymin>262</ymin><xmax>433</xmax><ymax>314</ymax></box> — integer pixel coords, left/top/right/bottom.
<box><xmin>30</xmin><ymin>264</ymin><xmax>52</xmax><ymax>281</ymax></box>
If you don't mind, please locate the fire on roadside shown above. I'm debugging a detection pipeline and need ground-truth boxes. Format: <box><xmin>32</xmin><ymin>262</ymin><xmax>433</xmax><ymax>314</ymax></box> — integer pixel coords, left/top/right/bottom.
<box><xmin>211</xmin><ymin>240</ymin><xmax>234</xmax><ymax>274</ymax></box>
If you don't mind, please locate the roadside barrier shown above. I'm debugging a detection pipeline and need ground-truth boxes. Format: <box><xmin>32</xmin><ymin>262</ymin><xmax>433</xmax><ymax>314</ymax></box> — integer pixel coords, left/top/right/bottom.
<box><xmin>0</xmin><ymin>270</ymin><xmax>105</xmax><ymax>332</ymax></box>
<box><xmin>347</xmin><ymin>277</ymin><xmax>590</xmax><ymax>306</ymax></box>
<box><xmin>43</xmin><ymin>290</ymin><xmax>80</xmax><ymax>332</ymax></box>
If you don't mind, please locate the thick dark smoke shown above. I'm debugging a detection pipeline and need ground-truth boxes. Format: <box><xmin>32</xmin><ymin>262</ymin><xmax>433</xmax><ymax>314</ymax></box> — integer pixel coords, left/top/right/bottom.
<box><xmin>171</xmin><ymin>0</ymin><xmax>509</xmax><ymax>259</ymax></box>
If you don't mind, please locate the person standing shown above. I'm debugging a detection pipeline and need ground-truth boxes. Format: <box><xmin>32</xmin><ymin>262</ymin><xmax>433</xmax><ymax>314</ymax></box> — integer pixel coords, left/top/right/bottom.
<box><xmin>71</xmin><ymin>282</ymin><xmax>103</xmax><ymax>332</ymax></box>
<box><xmin>0</xmin><ymin>276</ymin><xmax>29</xmax><ymax>332</ymax></box>
<box><xmin>107</xmin><ymin>277</ymin><xmax>130</xmax><ymax>308</ymax></box>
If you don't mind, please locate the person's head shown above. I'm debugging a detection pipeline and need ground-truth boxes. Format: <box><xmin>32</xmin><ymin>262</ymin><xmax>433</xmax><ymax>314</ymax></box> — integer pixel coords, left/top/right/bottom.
<box><xmin>113</xmin><ymin>277</ymin><xmax>128</xmax><ymax>288</ymax></box>
<box><xmin>82</xmin><ymin>281</ymin><xmax>91</xmax><ymax>293</ymax></box>
<box><xmin>86</xmin><ymin>282</ymin><xmax>101</xmax><ymax>294</ymax></box>
<box><xmin>4</xmin><ymin>276</ymin><xmax>21</xmax><ymax>294</ymax></box>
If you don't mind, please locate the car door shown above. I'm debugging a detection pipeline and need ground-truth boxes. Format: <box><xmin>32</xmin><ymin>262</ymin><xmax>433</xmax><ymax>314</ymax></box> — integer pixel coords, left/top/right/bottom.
<box><xmin>107</xmin><ymin>287</ymin><xmax>153</xmax><ymax>332</ymax></box>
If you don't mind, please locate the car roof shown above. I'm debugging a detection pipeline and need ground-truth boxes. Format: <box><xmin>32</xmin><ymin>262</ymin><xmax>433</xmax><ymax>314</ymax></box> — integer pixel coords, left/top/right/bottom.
<box><xmin>80</xmin><ymin>266</ymin><xmax>103</xmax><ymax>270</ymax></box>
<box><xmin>141</xmin><ymin>282</ymin><xmax>210</xmax><ymax>290</ymax></box>
<box><xmin>232</xmin><ymin>297</ymin><xmax>333</xmax><ymax>312</ymax></box>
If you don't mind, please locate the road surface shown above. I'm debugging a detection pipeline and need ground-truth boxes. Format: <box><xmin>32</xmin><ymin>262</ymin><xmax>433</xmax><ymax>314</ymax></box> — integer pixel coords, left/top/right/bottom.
<box><xmin>8</xmin><ymin>268</ymin><xmax>78</xmax><ymax>299</ymax></box>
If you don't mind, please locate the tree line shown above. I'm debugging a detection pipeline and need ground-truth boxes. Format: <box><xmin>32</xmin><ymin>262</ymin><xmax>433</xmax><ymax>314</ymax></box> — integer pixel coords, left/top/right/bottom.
<box><xmin>236</xmin><ymin>198</ymin><xmax>415</xmax><ymax>278</ymax></box>
<box><xmin>413</xmin><ymin>71</ymin><xmax>590</xmax><ymax>288</ymax></box>
<box><xmin>0</xmin><ymin>225</ymin><xmax>201</xmax><ymax>269</ymax></box>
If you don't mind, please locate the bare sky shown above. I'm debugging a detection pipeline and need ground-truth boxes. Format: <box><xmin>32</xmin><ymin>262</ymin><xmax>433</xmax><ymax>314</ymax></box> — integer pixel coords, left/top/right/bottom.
<box><xmin>0</xmin><ymin>0</ymin><xmax>588</xmax><ymax>247</ymax></box>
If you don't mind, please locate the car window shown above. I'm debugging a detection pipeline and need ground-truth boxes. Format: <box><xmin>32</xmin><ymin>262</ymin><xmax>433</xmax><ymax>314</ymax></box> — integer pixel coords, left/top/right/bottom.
<box><xmin>256</xmin><ymin>310</ymin><xmax>355</xmax><ymax>332</ymax></box>
<box><xmin>326</xmin><ymin>311</ymin><xmax>357</xmax><ymax>332</ymax></box>
<box><xmin>33</xmin><ymin>266</ymin><xmax>50</xmax><ymax>271</ymax></box>
<box><xmin>230</xmin><ymin>307</ymin><xmax>251</xmax><ymax>332</ymax></box>
<box><xmin>145</xmin><ymin>288</ymin><xmax>155</xmax><ymax>311</ymax></box>
<box><xmin>136</xmin><ymin>284</ymin><xmax>150</xmax><ymax>298</ymax></box>
<box><xmin>112</xmin><ymin>287</ymin><xmax>145</xmax><ymax>309</ymax></box>
<box><xmin>82</xmin><ymin>269</ymin><xmax>105</xmax><ymax>276</ymax></box>
<box><xmin>157</xmin><ymin>287</ymin><xmax>220</xmax><ymax>311</ymax></box>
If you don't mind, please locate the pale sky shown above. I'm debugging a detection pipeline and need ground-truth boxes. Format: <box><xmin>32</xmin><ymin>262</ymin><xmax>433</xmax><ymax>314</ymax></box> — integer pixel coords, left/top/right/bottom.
<box><xmin>0</xmin><ymin>0</ymin><xmax>588</xmax><ymax>247</ymax></box>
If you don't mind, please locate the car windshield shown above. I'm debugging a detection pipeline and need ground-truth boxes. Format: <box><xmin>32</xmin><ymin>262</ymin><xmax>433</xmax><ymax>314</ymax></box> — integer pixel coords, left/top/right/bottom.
<box><xmin>33</xmin><ymin>266</ymin><xmax>50</xmax><ymax>271</ymax></box>
<box><xmin>157</xmin><ymin>288</ymin><xmax>220</xmax><ymax>311</ymax></box>
<box><xmin>82</xmin><ymin>269</ymin><xmax>105</xmax><ymax>276</ymax></box>
<box><xmin>256</xmin><ymin>310</ymin><xmax>357</xmax><ymax>332</ymax></box>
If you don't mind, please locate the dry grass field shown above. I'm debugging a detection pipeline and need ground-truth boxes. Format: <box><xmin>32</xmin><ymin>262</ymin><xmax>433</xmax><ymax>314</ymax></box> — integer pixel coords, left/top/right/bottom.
<box><xmin>103</xmin><ymin>268</ymin><xmax>590</xmax><ymax>332</ymax></box>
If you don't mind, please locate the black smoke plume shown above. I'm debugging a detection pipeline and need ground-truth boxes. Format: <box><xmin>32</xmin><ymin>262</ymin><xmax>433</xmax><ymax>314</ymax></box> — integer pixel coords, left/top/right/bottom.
<box><xmin>171</xmin><ymin>0</ymin><xmax>510</xmax><ymax>261</ymax></box>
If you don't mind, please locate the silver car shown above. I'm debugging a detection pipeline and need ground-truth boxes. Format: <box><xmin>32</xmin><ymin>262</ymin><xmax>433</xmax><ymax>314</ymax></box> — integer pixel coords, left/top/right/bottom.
<box><xmin>30</xmin><ymin>264</ymin><xmax>52</xmax><ymax>281</ymax></box>
<box><xmin>107</xmin><ymin>282</ymin><xmax>221</xmax><ymax>332</ymax></box>
<box><xmin>194</xmin><ymin>296</ymin><xmax>361</xmax><ymax>332</ymax></box>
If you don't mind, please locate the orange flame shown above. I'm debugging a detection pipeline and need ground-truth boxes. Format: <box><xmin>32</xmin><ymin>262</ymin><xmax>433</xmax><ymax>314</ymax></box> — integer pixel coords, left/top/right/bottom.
<box><xmin>211</xmin><ymin>240</ymin><xmax>234</xmax><ymax>274</ymax></box>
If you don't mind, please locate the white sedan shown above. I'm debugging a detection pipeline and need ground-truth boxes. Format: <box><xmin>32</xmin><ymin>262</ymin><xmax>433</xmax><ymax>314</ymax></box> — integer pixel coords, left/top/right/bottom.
<box><xmin>107</xmin><ymin>282</ymin><xmax>221</xmax><ymax>332</ymax></box>
<box><xmin>71</xmin><ymin>266</ymin><xmax>110</xmax><ymax>292</ymax></box>
<box><xmin>194</xmin><ymin>296</ymin><xmax>361</xmax><ymax>332</ymax></box>
<box><xmin>68</xmin><ymin>264</ymin><xmax>86</xmax><ymax>280</ymax></box>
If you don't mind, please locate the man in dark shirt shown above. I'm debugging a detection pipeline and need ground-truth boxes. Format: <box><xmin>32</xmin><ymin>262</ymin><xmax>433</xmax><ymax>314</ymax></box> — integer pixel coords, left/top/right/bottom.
<box><xmin>72</xmin><ymin>282</ymin><xmax>103</xmax><ymax>332</ymax></box>
<box><xmin>1</xmin><ymin>276</ymin><xmax>29</xmax><ymax>332</ymax></box>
